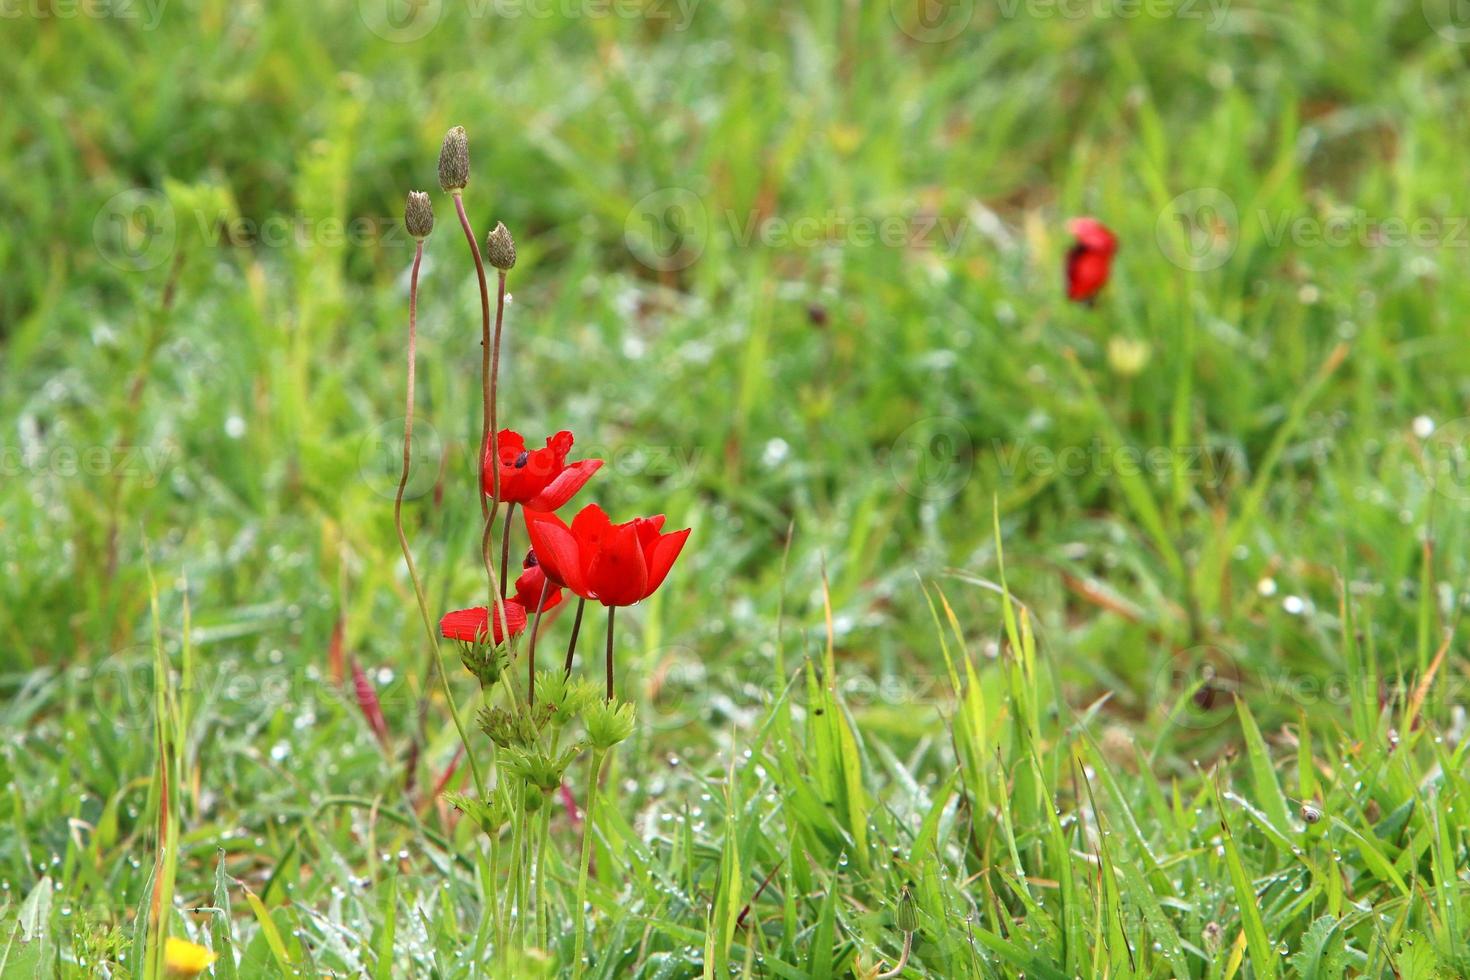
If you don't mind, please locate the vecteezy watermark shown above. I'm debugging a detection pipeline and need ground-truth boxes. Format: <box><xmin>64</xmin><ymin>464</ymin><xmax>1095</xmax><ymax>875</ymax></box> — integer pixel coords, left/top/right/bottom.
<box><xmin>1</xmin><ymin>443</ymin><xmax>173</xmax><ymax>486</ymax></box>
<box><xmin>623</xmin><ymin>187</ymin><xmax>972</xmax><ymax>273</ymax></box>
<box><xmin>1151</xmin><ymin>646</ymin><xmax>1242</xmax><ymax>731</ymax></box>
<box><xmin>358</xmin><ymin>0</ymin><xmax>443</xmax><ymax>41</ymax></box>
<box><xmin>624</xmin><ymin>187</ymin><xmax>711</xmax><ymax>272</ymax></box>
<box><xmin>993</xmin><ymin>438</ymin><xmax>1243</xmax><ymax>490</ymax></box>
<box><xmin>0</xmin><ymin>0</ymin><xmax>168</xmax><ymax>29</ymax></box>
<box><xmin>1257</xmin><ymin>210</ymin><xmax>1470</xmax><ymax>251</ymax></box>
<box><xmin>1420</xmin><ymin>417</ymin><xmax>1470</xmax><ymax>504</ymax></box>
<box><xmin>1157</xmin><ymin>188</ymin><xmax>1470</xmax><ymax>271</ymax></box>
<box><xmin>1156</xmin><ymin>187</ymin><xmax>1238</xmax><ymax>272</ymax></box>
<box><xmin>94</xmin><ymin>196</ymin><xmax>416</xmax><ymax>272</ymax></box>
<box><xmin>994</xmin><ymin>0</ymin><xmax>1229</xmax><ymax>28</ymax></box>
<box><xmin>93</xmin><ymin>190</ymin><xmax>177</xmax><ymax>272</ymax></box>
<box><xmin>1423</xmin><ymin>0</ymin><xmax>1470</xmax><ymax>42</ymax></box>
<box><xmin>889</xmin><ymin>0</ymin><xmax>975</xmax><ymax>42</ymax></box>
<box><xmin>889</xmin><ymin>417</ymin><xmax>974</xmax><ymax>502</ymax></box>
<box><xmin>359</xmin><ymin>0</ymin><xmax>700</xmax><ymax>42</ymax></box>
<box><xmin>357</xmin><ymin>417</ymin><xmax>446</xmax><ymax>502</ymax></box>
<box><xmin>725</xmin><ymin>209</ymin><xmax>969</xmax><ymax>254</ymax></box>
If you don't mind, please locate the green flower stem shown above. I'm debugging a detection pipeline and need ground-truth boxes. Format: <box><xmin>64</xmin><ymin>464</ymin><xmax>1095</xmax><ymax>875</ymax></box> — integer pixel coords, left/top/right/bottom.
<box><xmin>528</xmin><ymin>578</ymin><xmax>549</xmax><ymax>704</ymax></box>
<box><xmin>572</xmin><ymin>749</ymin><xmax>608</xmax><ymax>980</ymax></box>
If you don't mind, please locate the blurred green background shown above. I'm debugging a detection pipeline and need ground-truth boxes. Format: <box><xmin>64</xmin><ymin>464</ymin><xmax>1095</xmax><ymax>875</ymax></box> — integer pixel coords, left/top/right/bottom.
<box><xmin>6</xmin><ymin>0</ymin><xmax>1470</xmax><ymax>973</ymax></box>
<box><xmin>6</xmin><ymin>0</ymin><xmax>1470</xmax><ymax>707</ymax></box>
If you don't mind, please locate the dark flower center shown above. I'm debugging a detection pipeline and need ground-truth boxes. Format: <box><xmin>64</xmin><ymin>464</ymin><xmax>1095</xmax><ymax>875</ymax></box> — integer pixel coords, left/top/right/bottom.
<box><xmin>523</xmin><ymin>550</ymin><xmax>539</xmax><ymax>568</ymax></box>
<box><xmin>514</xmin><ymin>451</ymin><xmax>530</xmax><ymax>468</ymax></box>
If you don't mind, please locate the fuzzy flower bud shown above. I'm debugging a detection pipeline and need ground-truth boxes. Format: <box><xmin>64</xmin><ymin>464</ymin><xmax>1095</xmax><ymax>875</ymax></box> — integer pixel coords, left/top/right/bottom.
<box><xmin>584</xmin><ymin>699</ymin><xmax>636</xmax><ymax>751</ymax></box>
<box><xmin>438</xmin><ymin>126</ymin><xmax>469</xmax><ymax>192</ymax></box>
<box><xmin>485</xmin><ymin>221</ymin><xmax>516</xmax><ymax>270</ymax></box>
<box><xmin>459</xmin><ymin>641</ymin><xmax>506</xmax><ymax>689</ymax></box>
<box><xmin>479</xmin><ymin>705</ymin><xmax>536</xmax><ymax>749</ymax></box>
<box><xmin>445</xmin><ymin>791</ymin><xmax>508</xmax><ymax>837</ymax></box>
<box><xmin>894</xmin><ymin>885</ymin><xmax>919</xmax><ymax>934</ymax></box>
<box><xmin>404</xmin><ymin>190</ymin><xmax>434</xmax><ymax>240</ymax></box>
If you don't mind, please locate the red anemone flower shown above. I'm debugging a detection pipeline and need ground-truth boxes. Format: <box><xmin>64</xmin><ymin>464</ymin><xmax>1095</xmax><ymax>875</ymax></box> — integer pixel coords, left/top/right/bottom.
<box><xmin>482</xmin><ymin>429</ymin><xmax>602</xmax><ymax>510</ymax></box>
<box><xmin>512</xmin><ymin>554</ymin><xmax>562</xmax><ymax>614</ymax></box>
<box><xmin>439</xmin><ymin>601</ymin><xmax>529</xmax><ymax>644</ymax></box>
<box><xmin>524</xmin><ymin>503</ymin><xmax>690</xmax><ymax>607</ymax></box>
<box><xmin>1065</xmin><ymin>217</ymin><xmax>1118</xmax><ymax>304</ymax></box>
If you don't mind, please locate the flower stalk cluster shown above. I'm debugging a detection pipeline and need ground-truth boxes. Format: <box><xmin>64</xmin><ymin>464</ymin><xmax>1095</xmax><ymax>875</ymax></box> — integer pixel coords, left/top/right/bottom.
<box><xmin>394</xmin><ymin>126</ymin><xmax>693</xmax><ymax>966</ymax></box>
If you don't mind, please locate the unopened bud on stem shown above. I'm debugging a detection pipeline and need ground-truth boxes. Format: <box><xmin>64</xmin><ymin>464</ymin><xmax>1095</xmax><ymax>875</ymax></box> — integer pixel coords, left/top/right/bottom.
<box><xmin>438</xmin><ymin>126</ymin><xmax>469</xmax><ymax>192</ymax></box>
<box><xmin>404</xmin><ymin>191</ymin><xmax>434</xmax><ymax>240</ymax></box>
<box><xmin>485</xmin><ymin>222</ymin><xmax>516</xmax><ymax>270</ymax></box>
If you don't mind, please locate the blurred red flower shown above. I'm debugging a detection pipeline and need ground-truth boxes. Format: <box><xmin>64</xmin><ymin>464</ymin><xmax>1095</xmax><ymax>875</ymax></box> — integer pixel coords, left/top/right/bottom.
<box><xmin>482</xmin><ymin>429</ymin><xmax>602</xmax><ymax>510</ymax></box>
<box><xmin>439</xmin><ymin>601</ymin><xmax>529</xmax><ymax>644</ymax></box>
<box><xmin>524</xmin><ymin>503</ymin><xmax>690</xmax><ymax>607</ymax></box>
<box><xmin>1065</xmin><ymin>217</ymin><xmax>1118</xmax><ymax>303</ymax></box>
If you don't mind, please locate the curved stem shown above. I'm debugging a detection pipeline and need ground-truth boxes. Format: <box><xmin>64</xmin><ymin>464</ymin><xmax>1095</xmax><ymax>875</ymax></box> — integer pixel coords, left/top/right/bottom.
<box><xmin>876</xmin><ymin>932</ymin><xmax>913</xmax><ymax>979</ymax></box>
<box><xmin>454</xmin><ymin>192</ymin><xmax>513</xmax><ymax>704</ymax></box>
<box><xmin>604</xmin><ymin>606</ymin><xmax>616</xmax><ymax>702</ymax></box>
<box><xmin>572</xmin><ymin>749</ymin><xmax>607</xmax><ymax>980</ymax></box>
<box><xmin>454</xmin><ymin>191</ymin><xmax>493</xmax><ymax>528</ymax></box>
<box><xmin>528</xmin><ymin>578</ymin><xmax>549</xmax><ymax>705</ymax></box>
<box><xmin>564</xmin><ymin>597</ymin><xmax>586</xmax><ymax>676</ymax></box>
<box><xmin>397</xmin><ymin>240</ymin><xmax>484</xmax><ymax>797</ymax></box>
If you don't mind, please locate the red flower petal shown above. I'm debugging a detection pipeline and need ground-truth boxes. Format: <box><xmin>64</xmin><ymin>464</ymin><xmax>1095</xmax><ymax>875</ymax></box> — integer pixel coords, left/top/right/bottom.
<box><xmin>633</xmin><ymin>515</ymin><xmax>666</xmax><ymax>557</ymax></box>
<box><xmin>1067</xmin><ymin>217</ymin><xmax>1117</xmax><ymax>253</ymax></box>
<box><xmin>495</xmin><ymin>429</ymin><xmax>527</xmax><ymax>458</ymax></box>
<box><xmin>524</xmin><ymin>508</ymin><xmax>590</xmax><ymax>598</ymax></box>
<box><xmin>547</xmin><ymin>430</ymin><xmax>575</xmax><ymax>459</ymax></box>
<box><xmin>585</xmin><ymin>521</ymin><xmax>648</xmax><ymax>606</ymax></box>
<box><xmin>526</xmin><ymin>458</ymin><xmax>603</xmax><ymax>511</ymax></box>
<box><xmin>513</xmin><ymin>565</ymin><xmax>563</xmax><ymax>613</ymax></box>
<box><xmin>438</xmin><ymin>602</ymin><xmax>529</xmax><ymax>644</ymax></box>
<box><xmin>642</xmin><ymin>526</ymin><xmax>690</xmax><ymax>599</ymax></box>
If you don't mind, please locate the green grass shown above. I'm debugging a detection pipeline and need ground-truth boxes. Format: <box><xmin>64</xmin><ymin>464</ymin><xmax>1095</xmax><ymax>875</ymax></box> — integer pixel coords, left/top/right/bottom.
<box><xmin>5</xmin><ymin>0</ymin><xmax>1470</xmax><ymax>976</ymax></box>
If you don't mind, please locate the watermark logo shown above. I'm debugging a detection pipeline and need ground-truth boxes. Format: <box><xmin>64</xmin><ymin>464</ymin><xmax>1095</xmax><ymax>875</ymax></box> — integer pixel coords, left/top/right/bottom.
<box><xmin>625</xmin><ymin>187</ymin><xmax>710</xmax><ymax>272</ymax></box>
<box><xmin>358</xmin><ymin>0</ymin><xmax>443</xmax><ymax>41</ymax></box>
<box><xmin>1152</xmin><ymin>646</ymin><xmax>1241</xmax><ymax>731</ymax></box>
<box><xmin>889</xmin><ymin>0</ymin><xmax>974</xmax><ymax>42</ymax></box>
<box><xmin>1156</xmin><ymin>187</ymin><xmax>1237</xmax><ymax>271</ymax></box>
<box><xmin>889</xmin><ymin>416</ymin><xmax>973</xmax><ymax>501</ymax></box>
<box><xmin>1424</xmin><ymin>0</ymin><xmax>1470</xmax><ymax>42</ymax></box>
<box><xmin>93</xmin><ymin>189</ymin><xmax>176</xmax><ymax>271</ymax></box>
<box><xmin>357</xmin><ymin>417</ymin><xmax>445</xmax><ymax>501</ymax></box>
<box><xmin>1422</xmin><ymin>417</ymin><xmax>1470</xmax><ymax>503</ymax></box>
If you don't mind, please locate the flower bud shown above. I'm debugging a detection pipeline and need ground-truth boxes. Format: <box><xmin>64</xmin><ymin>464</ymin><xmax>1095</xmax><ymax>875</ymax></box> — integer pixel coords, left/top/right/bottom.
<box><xmin>404</xmin><ymin>190</ymin><xmax>434</xmax><ymax>240</ymax></box>
<box><xmin>485</xmin><ymin>221</ymin><xmax>516</xmax><ymax>270</ymax></box>
<box><xmin>503</xmin><ymin>744</ymin><xmax>580</xmax><ymax>792</ymax></box>
<box><xmin>459</xmin><ymin>641</ymin><xmax>506</xmax><ymax>689</ymax></box>
<box><xmin>894</xmin><ymin>885</ymin><xmax>918</xmax><ymax>934</ymax></box>
<box><xmin>438</xmin><ymin>126</ymin><xmax>469</xmax><ymax>192</ymax></box>
<box><xmin>445</xmin><ymin>791</ymin><xmax>508</xmax><ymax>837</ymax></box>
<box><xmin>584</xmin><ymin>699</ymin><xmax>636</xmax><ymax>750</ymax></box>
<box><xmin>479</xmin><ymin>705</ymin><xmax>536</xmax><ymax>749</ymax></box>
<box><xmin>536</xmin><ymin>670</ymin><xmax>597</xmax><ymax>727</ymax></box>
